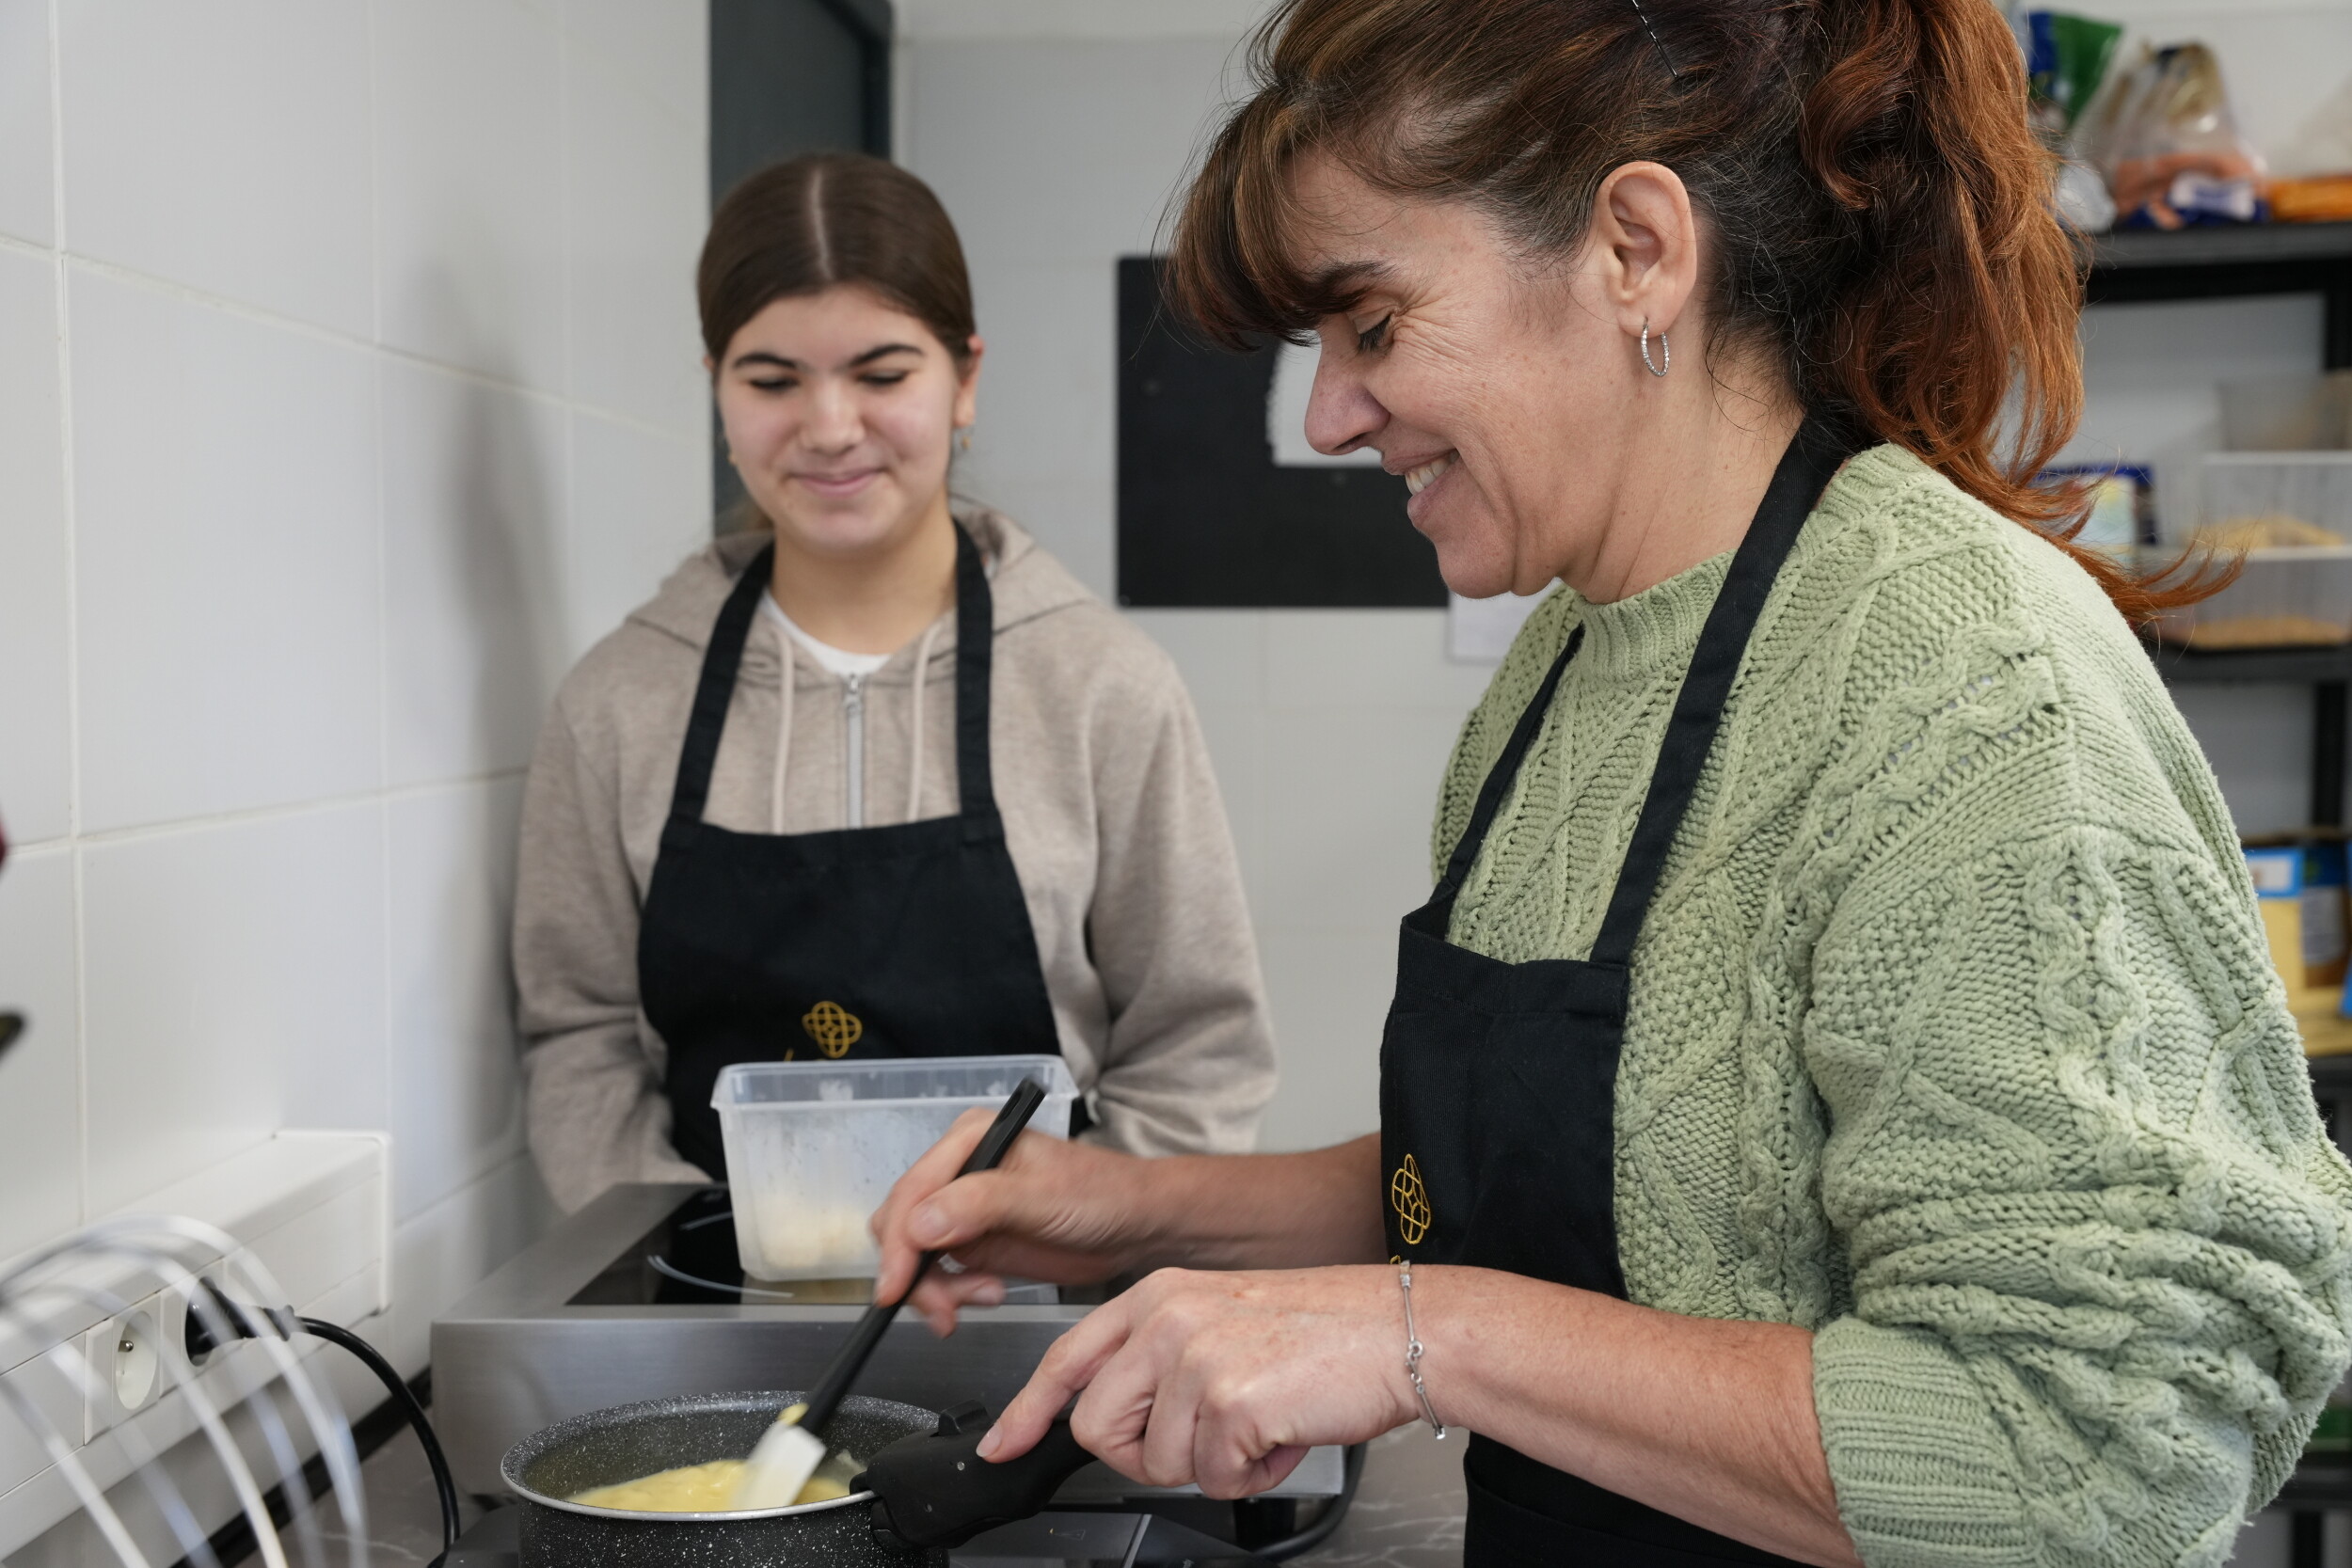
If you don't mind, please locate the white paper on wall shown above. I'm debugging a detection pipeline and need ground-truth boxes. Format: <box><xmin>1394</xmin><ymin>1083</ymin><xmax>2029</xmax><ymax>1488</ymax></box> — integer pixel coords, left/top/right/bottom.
<box><xmin>1266</xmin><ymin>339</ymin><xmax>1383</xmax><ymax>467</ymax></box>
<box><xmin>1448</xmin><ymin>587</ymin><xmax>1554</xmax><ymax>664</ymax></box>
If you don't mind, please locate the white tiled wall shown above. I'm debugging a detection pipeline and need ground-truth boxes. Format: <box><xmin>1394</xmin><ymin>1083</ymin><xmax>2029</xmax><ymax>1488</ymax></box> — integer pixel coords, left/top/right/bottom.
<box><xmin>0</xmin><ymin>0</ymin><xmax>712</xmax><ymax>1370</ymax></box>
<box><xmin>898</xmin><ymin>0</ymin><xmax>2352</xmax><ymax>1156</ymax></box>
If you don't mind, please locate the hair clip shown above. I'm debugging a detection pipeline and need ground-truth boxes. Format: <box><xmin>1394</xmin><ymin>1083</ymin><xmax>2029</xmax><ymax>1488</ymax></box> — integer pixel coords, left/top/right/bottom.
<box><xmin>1627</xmin><ymin>0</ymin><xmax>1681</xmax><ymax>77</ymax></box>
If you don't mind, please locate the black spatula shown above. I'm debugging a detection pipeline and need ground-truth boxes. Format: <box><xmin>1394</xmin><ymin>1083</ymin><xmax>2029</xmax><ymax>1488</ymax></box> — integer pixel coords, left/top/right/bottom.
<box><xmin>731</xmin><ymin>1076</ymin><xmax>1050</xmax><ymax>1509</ymax></box>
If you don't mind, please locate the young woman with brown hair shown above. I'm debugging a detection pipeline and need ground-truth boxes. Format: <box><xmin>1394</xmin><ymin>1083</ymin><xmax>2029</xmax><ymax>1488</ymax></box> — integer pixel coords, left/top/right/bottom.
<box><xmin>869</xmin><ymin>3</ymin><xmax>2352</xmax><ymax>1565</ymax></box>
<box><xmin>513</xmin><ymin>154</ymin><xmax>1275</xmax><ymax>1217</ymax></box>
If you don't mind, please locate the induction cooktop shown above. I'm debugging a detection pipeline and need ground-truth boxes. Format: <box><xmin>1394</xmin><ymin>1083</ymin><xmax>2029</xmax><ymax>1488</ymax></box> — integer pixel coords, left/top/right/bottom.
<box><xmin>431</xmin><ymin>1184</ymin><xmax>1346</xmax><ymax>1509</ymax></box>
<box><xmin>563</xmin><ymin>1185</ymin><xmax>1060</xmax><ymax>1307</ymax></box>
<box><xmin>442</xmin><ymin>1505</ymin><xmax>1272</xmax><ymax>1567</ymax></box>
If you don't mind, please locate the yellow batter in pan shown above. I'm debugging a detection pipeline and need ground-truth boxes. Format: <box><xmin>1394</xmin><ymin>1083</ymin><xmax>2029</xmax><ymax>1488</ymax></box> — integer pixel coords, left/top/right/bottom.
<box><xmin>570</xmin><ymin>1458</ymin><xmax>852</xmax><ymax>1513</ymax></box>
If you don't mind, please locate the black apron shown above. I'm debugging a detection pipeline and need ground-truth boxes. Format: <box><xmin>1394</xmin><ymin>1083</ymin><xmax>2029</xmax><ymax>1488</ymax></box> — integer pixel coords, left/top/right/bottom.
<box><xmin>1378</xmin><ymin>421</ymin><xmax>1853</xmax><ymax>1568</ymax></box>
<box><xmin>639</xmin><ymin>525</ymin><xmax>1061</xmax><ymax>1180</ymax></box>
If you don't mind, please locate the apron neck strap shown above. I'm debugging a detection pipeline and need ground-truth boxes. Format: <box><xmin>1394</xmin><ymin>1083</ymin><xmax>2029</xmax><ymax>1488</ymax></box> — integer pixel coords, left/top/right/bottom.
<box><xmin>949</xmin><ymin>521</ymin><xmax>999</xmax><ymax>821</ymax></box>
<box><xmin>666</xmin><ymin>540</ymin><xmax>775</xmax><ymax>830</ymax></box>
<box><xmin>1426</xmin><ymin>415</ymin><xmax>1855</xmax><ymax>946</ymax></box>
<box><xmin>1585</xmin><ymin>416</ymin><xmax>1852</xmax><ymax>967</ymax></box>
<box><xmin>1434</xmin><ymin>625</ymin><xmax>1586</xmax><ymax>898</ymax></box>
<box><xmin>663</xmin><ymin>522</ymin><xmax>999</xmax><ymax>832</ymax></box>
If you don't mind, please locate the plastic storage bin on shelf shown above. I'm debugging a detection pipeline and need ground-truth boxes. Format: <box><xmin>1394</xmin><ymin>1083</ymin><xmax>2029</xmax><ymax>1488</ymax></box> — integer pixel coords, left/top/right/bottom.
<box><xmin>2151</xmin><ymin>453</ymin><xmax>2352</xmax><ymax>649</ymax></box>
<box><xmin>714</xmin><ymin>1054</ymin><xmax>1077</xmax><ymax>1281</ymax></box>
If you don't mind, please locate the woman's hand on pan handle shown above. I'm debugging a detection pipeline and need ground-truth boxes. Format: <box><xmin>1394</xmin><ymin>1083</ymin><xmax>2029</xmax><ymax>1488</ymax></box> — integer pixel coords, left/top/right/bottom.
<box><xmin>977</xmin><ymin>1265</ymin><xmax>1417</xmax><ymax>1498</ymax></box>
<box><xmin>871</xmin><ymin>1128</ymin><xmax>1391</xmax><ymax>1337</ymax></box>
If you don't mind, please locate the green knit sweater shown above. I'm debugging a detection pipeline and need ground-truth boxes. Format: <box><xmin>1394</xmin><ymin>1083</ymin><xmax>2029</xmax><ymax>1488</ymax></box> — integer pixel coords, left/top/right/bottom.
<box><xmin>1436</xmin><ymin>445</ymin><xmax>2352</xmax><ymax>1568</ymax></box>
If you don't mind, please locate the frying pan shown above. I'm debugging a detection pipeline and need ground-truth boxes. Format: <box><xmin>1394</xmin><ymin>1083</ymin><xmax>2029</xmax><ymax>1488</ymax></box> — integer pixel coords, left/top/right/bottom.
<box><xmin>501</xmin><ymin>1390</ymin><xmax>1092</xmax><ymax>1565</ymax></box>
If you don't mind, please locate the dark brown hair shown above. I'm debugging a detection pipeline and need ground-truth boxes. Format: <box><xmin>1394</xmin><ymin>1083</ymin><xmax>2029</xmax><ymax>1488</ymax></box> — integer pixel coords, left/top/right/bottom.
<box><xmin>1170</xmin><ymin>0</ymin><xmax>2212</xmax><ymax>620</ymax></box>
<box><xmin>699</xmin><ymin>152</ymin><xmax>977</xmax><ymax>367</ymax></box>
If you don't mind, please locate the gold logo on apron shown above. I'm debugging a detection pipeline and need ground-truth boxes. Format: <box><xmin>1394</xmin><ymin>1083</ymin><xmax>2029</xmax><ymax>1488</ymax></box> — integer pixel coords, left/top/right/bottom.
<box><xmin>1390</xmin><ymin>1153</ymin><xmax>1431</xmax><ymax>1246</ymax></box>
<box><xmin>802</xmin><ymin>1001</ymin><xmax>863</xmax><ymax>1059</ymax></box>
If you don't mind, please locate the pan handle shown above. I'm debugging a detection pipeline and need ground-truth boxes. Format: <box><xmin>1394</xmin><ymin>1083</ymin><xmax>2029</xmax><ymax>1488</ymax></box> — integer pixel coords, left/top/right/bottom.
<box><xmin>859</xmin><ymin>1413</ymin><xmax>1094</xmax><ymax>1552</ymax></box>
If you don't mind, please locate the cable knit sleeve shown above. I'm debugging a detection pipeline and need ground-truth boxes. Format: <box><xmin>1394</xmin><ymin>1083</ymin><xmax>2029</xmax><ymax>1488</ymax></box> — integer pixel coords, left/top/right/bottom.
<box><xmin>1796</xmin><ymin>620</ymin><xmax>2352</xmax><ymax>1568</ymax></box>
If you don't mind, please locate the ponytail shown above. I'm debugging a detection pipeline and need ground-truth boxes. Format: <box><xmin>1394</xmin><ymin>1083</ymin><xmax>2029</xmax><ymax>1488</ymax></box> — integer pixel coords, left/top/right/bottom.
<box><xmin>1793</xmin><ymin>0</ymin><xmax>2204</xmax><ymax>618</ymax></box>
<box><xmin>1169</xmin><ymin>0</ymin><xmax>2217</xmax><ymax>622</ymax></box>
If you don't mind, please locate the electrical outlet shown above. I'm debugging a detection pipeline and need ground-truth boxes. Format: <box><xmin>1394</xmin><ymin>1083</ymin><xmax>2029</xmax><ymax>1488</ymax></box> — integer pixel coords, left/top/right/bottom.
<box><xmin>79</xmin><ymin>1299</ymin><xmax>165</xmax><ymax>1442</ymax></box>
<box><xmin>1</xmin><ymin>1132</ymin><xmax>390</xmax><ymax>1560</ymax></box>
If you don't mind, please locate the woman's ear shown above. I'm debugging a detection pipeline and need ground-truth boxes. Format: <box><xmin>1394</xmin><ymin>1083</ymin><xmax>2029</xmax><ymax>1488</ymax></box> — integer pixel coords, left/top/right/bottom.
<box><xmin>954</xmin><ymin>334</ymin><xmax>986</xmax><ymax>429</ymax></box>
<box><xmin>1591</xmin><ymin>161</ymin><xmax>1699</xmax><ymax>339</ymax></box>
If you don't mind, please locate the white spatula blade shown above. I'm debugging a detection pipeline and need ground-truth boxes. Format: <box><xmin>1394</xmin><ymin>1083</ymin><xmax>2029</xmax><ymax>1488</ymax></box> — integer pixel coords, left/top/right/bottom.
<box><xmin>731</xmin><ymin>1407</ymin><xmax>827</xmax><ymax>1511</ymax></box>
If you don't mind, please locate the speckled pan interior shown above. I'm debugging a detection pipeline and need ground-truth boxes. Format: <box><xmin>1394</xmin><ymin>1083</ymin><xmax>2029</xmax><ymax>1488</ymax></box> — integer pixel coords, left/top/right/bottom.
<box><xmin>502</xmin><ymin>1392</ymin><xmax>947</xmax><ymax>1566</ymax></box>
<box><xmin>502</xmin><ymin>1390</ymin><xmax>935</xmax><ymax>1513</ymax></box>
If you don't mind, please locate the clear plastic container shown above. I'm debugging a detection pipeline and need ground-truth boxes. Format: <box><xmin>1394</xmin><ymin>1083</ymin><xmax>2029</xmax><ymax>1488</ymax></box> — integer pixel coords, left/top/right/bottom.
<box><xmin>713</xmin><ymin>1055</ymin><xmax>1077</xmax><ymax>1281</ymax></box>
<box><xmin>2152</xmin><ymin>455</ymin><xmax>2352</xmax><ymax>649</ymax></box>
<box><xmin>2152</xmin><ymin>546</ymin><xmax>2352</xmax><ymax>648</ymax></box>
<box><xmin>2219</xmin><ymin>372</ymin><xmax>2352</xmax><ymax>452</ymax></box>
<box><xmin>2201</xmin><ymin>451</ymin><xmax>2352</xmax><ymax>542</ymax></box>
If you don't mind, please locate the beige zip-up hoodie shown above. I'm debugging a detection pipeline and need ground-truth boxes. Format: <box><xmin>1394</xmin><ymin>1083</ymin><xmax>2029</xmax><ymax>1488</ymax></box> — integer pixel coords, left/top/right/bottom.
<box><xmin>514</xmin><ymin>507</ymin><xmax>1277</xmax><ymax>1212</ymax></box>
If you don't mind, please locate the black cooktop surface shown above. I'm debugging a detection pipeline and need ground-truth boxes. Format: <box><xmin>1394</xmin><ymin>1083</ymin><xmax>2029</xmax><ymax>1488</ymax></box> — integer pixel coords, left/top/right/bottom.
<box><xmin>565</xmin><ymin>1187</ymin><xmax>877</xmax><ymax>1307</ymax></box>
<box><xmin>444</xmin><ymin>1506</ymin><xmax>1269</xmax><ymax>1567</ymax></box>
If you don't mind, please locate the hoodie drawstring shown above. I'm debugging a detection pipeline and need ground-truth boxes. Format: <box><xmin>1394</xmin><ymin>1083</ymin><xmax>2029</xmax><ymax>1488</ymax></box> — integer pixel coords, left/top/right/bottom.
<box><xmin>904</xmin><ymin>616</ymin><xmax>944</xmax><ymax>824</ymax></box>
<box><xmin>770</xmin><ymin>622</ymin><xmax>795</xmax><ymax>834</ymax></box>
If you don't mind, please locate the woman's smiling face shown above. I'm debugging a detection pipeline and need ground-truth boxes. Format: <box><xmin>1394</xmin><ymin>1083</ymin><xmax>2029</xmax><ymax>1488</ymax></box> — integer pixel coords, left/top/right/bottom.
<box><xmin>1289</xmin><ymin>153</ymin><xmax>1652</xmax><ymax>599</ymax></box>
<box><xmin>711</xmin><ymin>283</ymin><xmax>979</xmax><ymax>558</ymax></box>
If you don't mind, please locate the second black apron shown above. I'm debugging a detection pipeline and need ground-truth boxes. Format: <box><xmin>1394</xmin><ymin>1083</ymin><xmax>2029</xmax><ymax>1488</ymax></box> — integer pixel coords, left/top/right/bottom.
<box><xmin>639</xmin><ymin>525</ymin><xmax>1061</xmax><ymax>1180</ymax></box>
<box><xmin>1379</xmin><ymin>420</ymin><xmax>1853</xmax><ymax>1567</ymax></box>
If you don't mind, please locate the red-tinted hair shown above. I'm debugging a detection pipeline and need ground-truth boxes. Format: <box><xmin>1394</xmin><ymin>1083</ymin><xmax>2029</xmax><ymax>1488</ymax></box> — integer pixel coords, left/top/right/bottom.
<box><xmin>1168</xmin><ymin>0</ymin><xmax>2217</xmax><ymax>620</ymax></box>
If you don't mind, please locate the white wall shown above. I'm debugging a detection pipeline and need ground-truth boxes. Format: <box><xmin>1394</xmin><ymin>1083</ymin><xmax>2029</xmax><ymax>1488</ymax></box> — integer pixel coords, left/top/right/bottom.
<box><xmin>898</xmin><ymin>0</ymin><xmax>2352</xmax><ymax>1158</ymax></box>
<box><xmin>899</xmin><ymin>8</ymin><xmax>1427</xmax><ymax>1153</ymax></box>
<box><xmin>0</xmin><ymin>0</ymin><xmax>711</xmax><ymax>1383</ymax></box>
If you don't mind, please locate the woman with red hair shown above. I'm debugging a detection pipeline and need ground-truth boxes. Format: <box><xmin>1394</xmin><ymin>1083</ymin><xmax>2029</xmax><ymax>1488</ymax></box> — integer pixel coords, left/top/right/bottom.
<box><xmin>874</xmin><ymin>4</ymin><xmax>2352</xmax><ymax>1564</ymax></box>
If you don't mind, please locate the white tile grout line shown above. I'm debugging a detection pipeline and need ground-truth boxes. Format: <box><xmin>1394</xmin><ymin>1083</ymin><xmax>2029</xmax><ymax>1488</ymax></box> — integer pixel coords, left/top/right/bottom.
<box><xmin>6</xmin><ymin>772</ymin><xmax>530</xmax><ymax>860</ymax></box>
<box><xmin>368</xmin><ymin>0</ymin><xmax>395</xmax><ymax>1182</ymax></box>
<box><xmin>46</xmin><ymin>0</ymin><xmax>88</xmax><ymax>1231</ymax></box>
<box><xmin>32</xmin><ymin>250</ymin><xmax>707</xmax><ymax>451</ymax></box>
<box><xmin>366</xmin><ymin>0</ymin><xmax>383</xmax><ymax>371</ymax></box>
<box><xmin>557</xmin><ymin>3</ymin><xmax>580</xmax><ymax>642</ymax></box>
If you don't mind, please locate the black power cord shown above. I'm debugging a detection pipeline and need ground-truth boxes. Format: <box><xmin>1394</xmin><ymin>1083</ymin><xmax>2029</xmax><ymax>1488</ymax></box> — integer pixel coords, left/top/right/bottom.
<box><xmin>184</xmin><ymin>1286</ymin><xmax>461</xmax><ymax>1565</ymax></box>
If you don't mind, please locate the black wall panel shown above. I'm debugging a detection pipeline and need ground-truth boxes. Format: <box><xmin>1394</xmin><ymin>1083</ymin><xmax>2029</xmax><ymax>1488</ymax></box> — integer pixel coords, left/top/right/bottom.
<box><xmin>1115</xmin><ymin>258</ymin><xmax>1444</xmax><ymax>608</ymax></box>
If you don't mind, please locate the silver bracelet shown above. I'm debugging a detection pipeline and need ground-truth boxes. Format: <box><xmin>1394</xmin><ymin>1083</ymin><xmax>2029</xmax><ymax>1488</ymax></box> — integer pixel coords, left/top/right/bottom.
<box><xmin>1397</xmin><ymin>1262</ymin><xmax>1447</xmax><ymax>1439</ymax></box>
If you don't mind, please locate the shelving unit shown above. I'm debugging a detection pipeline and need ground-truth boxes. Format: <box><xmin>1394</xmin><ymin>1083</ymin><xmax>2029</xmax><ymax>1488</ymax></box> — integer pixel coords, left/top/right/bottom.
<box><xmin>2105</xmin><ymin>228</ymin><xmax>2352</xmax><ymax>1560</ymax></box>
<box><xmin>2088</xmin><ymin>220</ymin><xmax>2352</xmax><ymax>360</ymax></box>
<box><xmin>2113</xmin><ymin>224</ymin><xmax>2352</xmax><ymax>824</ymax></box>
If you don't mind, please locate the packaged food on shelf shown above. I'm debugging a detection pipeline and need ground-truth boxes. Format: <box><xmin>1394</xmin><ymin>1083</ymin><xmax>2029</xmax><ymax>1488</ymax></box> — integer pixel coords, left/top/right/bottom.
<box><xmin>2252</xmin><ymin>836</ymin><xmax>2352</xmax><ymax>990</ymax></box>
<box><xmin>2024</xmin><ymin>10</ymin><xmax>2123</xmax><ymax>138</ymax></box>
<box><xmin>2270</xmin><ymin>175</ymin><xmax>2352</xmax><ymax>224</ymax></box>
<box><xmin>2307</xmin><ymin>839</ymin><xmax>2350</xmax><ymax>990</ymax></box>
<box><xmin>2269</xmin><ymin>64</ymin><xmax>2352</xmax><ymax>223</ymax></box>
<box><xmin>2080</xmin><ymin>42</ymin><xmax>2266</xmax><ymax>229</ymax></box>
<box><xmin>2251</xmin><ymin>845</ymin><xmax>2310</xmax><ymax>989</ymax></box>
<box><xmin>2039</xmin><ymin>462</ymin><xmax>2152</xmax><ymax>556</ymax></box>
<box><xmin>2247</xmin><ymin>842</ymin><xmax>2352</xmax><ymax>1056</ymax></box>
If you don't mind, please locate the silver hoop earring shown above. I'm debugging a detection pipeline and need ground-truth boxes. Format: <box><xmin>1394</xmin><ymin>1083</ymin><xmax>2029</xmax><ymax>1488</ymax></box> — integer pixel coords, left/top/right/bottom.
<box><xmin>1641</xmin><ymin>321</ymin><xmax>1670</xmax><ymax>378</ymax></box>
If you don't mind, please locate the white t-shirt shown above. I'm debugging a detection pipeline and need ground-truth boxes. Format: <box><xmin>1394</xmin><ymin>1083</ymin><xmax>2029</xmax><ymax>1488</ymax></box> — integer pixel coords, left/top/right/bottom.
<box><xmin>760</xmin><ymin>592</ymin><xmax>892</xmax><ymax>678</ymax></box>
